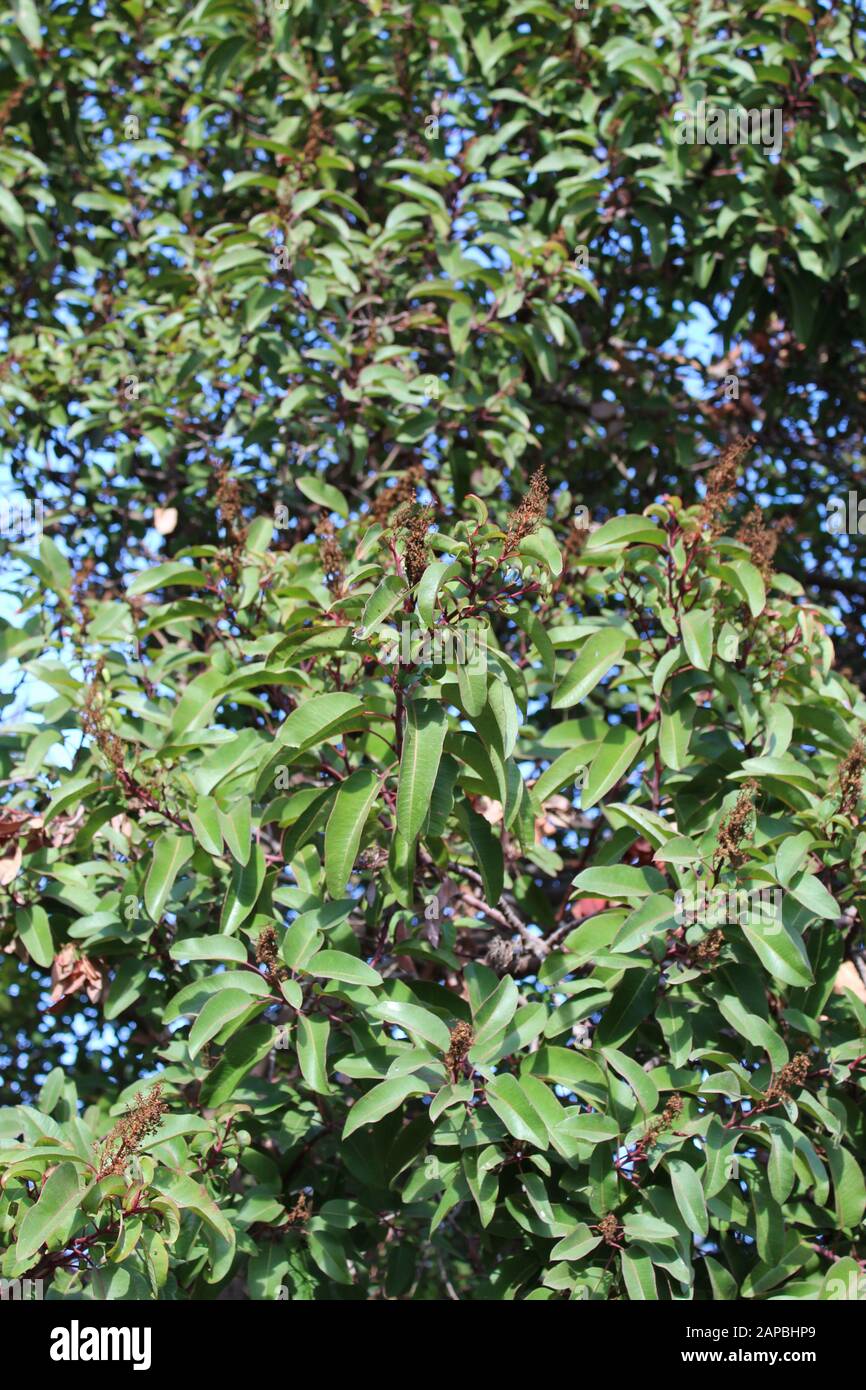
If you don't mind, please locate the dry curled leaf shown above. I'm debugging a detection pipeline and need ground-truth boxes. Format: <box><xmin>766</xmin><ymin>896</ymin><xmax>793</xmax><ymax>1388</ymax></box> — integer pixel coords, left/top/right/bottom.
<box><xmin>0</xmin><ymin>841</ymin><xmax>23</xmax><ymax>886</ymax></box>
<box><xmin>49</xmin><ymin>944</ymin><xmax>105</xmax><ymax>1009</ymax></box>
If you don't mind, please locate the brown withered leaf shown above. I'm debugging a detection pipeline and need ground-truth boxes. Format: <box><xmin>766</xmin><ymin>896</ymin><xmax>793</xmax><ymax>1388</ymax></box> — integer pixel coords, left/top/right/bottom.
<box><xmin>0</xmin><ymin>807</ymin><xmax>83</xmax><ymax>854</ymax></box>
<box><xmin>0</xmin><ymin>842</ymin><xmax>23</xmax><ymax>886</ymax></box>
<box><xmin>48</xmin><ymin>944</ymin><xmax>105</xmax><ymax>1009</ymax></box>
<box><xmin>475</xmin><ymin>797</ymin><xmax>504</xmax><ymax>826</ymax></box>
<box><xmin>0</xmin><ymin>809</ymin><xmax>38</xmax><ymax>841</ymax></box>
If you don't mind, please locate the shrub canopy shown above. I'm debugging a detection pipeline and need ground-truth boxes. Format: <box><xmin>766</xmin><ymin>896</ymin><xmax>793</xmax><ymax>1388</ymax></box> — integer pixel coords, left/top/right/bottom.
<box><xmin>2</xmin><ymin>0</ymin><xmax>866</xmax><ymax>663</ymax></box>
<box><xmin>1</xmin><ymin>464</ymin><xmax>865</xmax><ymax>1300</ymax></box>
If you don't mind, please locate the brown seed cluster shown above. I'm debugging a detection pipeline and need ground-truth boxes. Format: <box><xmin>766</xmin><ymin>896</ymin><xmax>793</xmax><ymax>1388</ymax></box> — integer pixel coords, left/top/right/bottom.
<box><xmin>838</xmin><ymin>736</ymin><xmax>866</xmax><ymax>817</ymax></box>
<box><xmin>736</xmin><ymin>507</ymin><xmax>794</xmax><ymax>581</ymax></box>
<box><xmin>445</xmin><ymin>1021</ymin><xmax>473</xmax><ymax>1078</ymax></box>
<box><xmin>81</xmin><ymin>661</ymin><xmax>125</xmax><ymax>773</ymax></box>
<box><xmin>256</xmin><ymin>926</ymin><xmax>287</xmax><ymax>985</ymax></box>
<box><xmin>699</xmin><ymin>437</ymin><xmax>753</xmax><ymax>539</ymax></box>
<box><xmin>597</xmin><ymin>1212</ymin><xmax>620</xmax><ymax>1246</ymax></box>
<box><xmin>694</xmin><ymin>928</ymin><xmax>724</xmax><ymax>966</ymax></box>
<box><xmin>71</xmin><ymin>556</ymin><xmax>96</xmax><ymax>626</ymax></box>
<box><xmin>96</xmin><ymin>1083</ymin><xmax>167</xmax><ymax>1179</ymax></box>
<box><xmin>502</xmin><ymin>466</ymin><xmax>549</xmax><ymax>559</ymax></box>
<box><xmin>356</xmin><ymin>846</ymin><xmax>389</xmax><ymax>872</ymax></box>
<box><xmin>399</xmin><ymin>503</ymin><xmax>434</xmax><ymax>588</ymax></box>
<box><xmin>369</xmin><ymin>466</ymin><xmax>423</xmax><ymax>528</ymax></box>
<box><xmin>484</xmin><ymin>935</ymin><xmax>515</xmax><ymax>974</ymax></box>
<box><xmin>285</xmin><ymin>1192</ymin><xmax>312</xmax><ymax>1226</ymax></box>
<box><xmin>765</xmin><ymin>1053</ymin><xmax>810</xmax><ymax>1102</ymax></box>
<box><xmin>215</xmin><ymin>466</ymin><xmax>246</xmax><ymax>544</ymax></box>
<box><xmin>643</xmin><ymin>1093</ymin><xmax>683</xmax><ymax>1149</ymax></box>
<box><xmin>713</xmin><ymin>780</ymin><xmax>758</xmax><ymax>870</ymax></box>
<box><xmin>302</xmin><ymin>109</ymin><xmax>324</xmax><ymax>168</ymax></box>
<box><xmin>316</xmin><ymin>517</ymin><xmax>345</xmax><ymax>596</ymax></box>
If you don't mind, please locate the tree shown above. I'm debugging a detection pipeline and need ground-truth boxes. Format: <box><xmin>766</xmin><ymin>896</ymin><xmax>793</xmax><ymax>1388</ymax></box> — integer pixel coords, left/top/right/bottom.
<box><xmin>1</xmin><ymin>454</ymin><xmax>865</xmax><ymax>1300</ymax></box>
<box><xmin>2</xmin><ymin>1</ymin><xmax>866</xmax><ymax>666</ymax></box>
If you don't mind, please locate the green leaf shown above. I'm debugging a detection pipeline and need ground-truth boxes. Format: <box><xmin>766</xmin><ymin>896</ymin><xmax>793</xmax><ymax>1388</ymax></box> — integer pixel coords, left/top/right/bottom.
<box><xmin>17</xmin><ymin>1162</ymin><xmax>86</xmax><ymax>1263</ymax></box>
<box><xmin>189</xmin><ymin>989</ymin><xmax>263</xmax><ymax>1059</ymax></box>
<box><xmin>396</xmin><ymin>697</ymin><xmax>448</xmax><ymax>843</ymax></box>
<box><xmin>16</xmin><ymin>904</ymin><xmax>54</xmax><ymax>968</ymax></box>
<box><xmin>666</xmin><ymin>1155</ymin><xmax>708</xmax><ymax>1238</ymax></box>
<box><xmin>787</xmin><ymin>870</ymin><xmax>839</xmax><ymax>920</ymax></box>
<box><xmin>680</xmin><ymin>608</ymin><xmax>713</xmax><ymax>671</ymax></box>
<box><xmin>573</xmin><ymin>864</ymin><xmax>666</xmax><ymax>899</ymax></box>
<box><xmin>581</xmin><ymin>728</ymin><xmax>643</xmax><ymax>811</ymax></box>
<box><xmin>343</xmin><ymin>1076</ymin><xmax>425</xmax><ymax>1139</ymax></box>
<box><xmin>169</xmin><ymin>935</ymin><xmax>247</xmax><ymax>964</ymax></box>
<box><xmin>189</xmin><ymin>795</ymin><xmax>224</xmax><ymax>856</ymax></box>
<box><xmin>144</xmin><ymin>834</ymin><xmax>193</xmax><ymax>923</ymax></box>
<box><xmin>485</xmin><ymin>1073</ymin><xmax>549</xmax><ymax>1149</ymax></box>
<box><xmin>358</xmin><ymin>575</ymin><xmax>405</xmax><ymax>634</ymax></box>
<box><xmin>472</xmin><ymin>975</ymin><xmax>519</xmax><ymax>1049</ymax></box>
<box><xmin>218</xmin><ymin>798</ymin><xmax>252</xmax><ymax>866</ymax></box>
<box><xmin>518</xmin><ymin>526</ymin><xmax>562</xmax><ymax>577</ymax></box>
<box><xmin>324</xmin><ymin>769</ymin><xmax>381</xmax><ymax>897</ymax></box>
<box><xmin>553</xmin><ymin>630</ymin><xmax>626</xmax><ymax>710</ymax></box>
<box><xmin>602</xmin><ymin>1047</ymin><xmax>659</xmax><ymax>1113</ymax></box>
<box><xmin>14</xmin><ymin>0</ymin><xmax>42</xmax><ymax>48</ymax></box>
<box><xmin>297</xmin><ymin>1015</ymin><xmax>331</xmax><ymax>1094</ymax></box>
<box><xmin>126</xmin><ymin>563</ymin><xmax>209</xmax><ymax>597</ymax></box>
<box><xmin>827</xmin><ymin>1144</ymin><xmax>866</xmax><ymax>1231</ymax></box>
<box><xmin>595</xmin><ymin>968</ymin><xmax>657</xmax><ymax>1047</ymax></box>
<box><xmin>296</xmin><ymin>476</ymin><xmax>350</xmax><ymax>518</ymax></box>
<box><xmin>742</xmin><ymin>918</ymin><xmax>813</xmax><ymax>988</ymax></box>
<box><xmin>304</xmin><ymin>949</ymin><xmax>382</xmax><ymax>987</ymax></box>
<box><xmin>619</xmin><ymin>1247</ymin><xmax>659</xmax><ymax>1299</ymax></box>
<box><xmin>369</xmin><ymin>1000</ymin><xmax>452</xmax><ymax>1053</ymax></box>
<box><xmin>274</xmin><ymin>693</ymin><xmax>364</xmax><ymax>751</ymax></box>
<box><xmin>198</xmin><ymin>1024</ymin><xmax>274</xmax><ymax>1106</ymax></box>
<box><xmin>416</xmin><ymin>560</ymin><xmax>460</xmax><ymax>626</ymax></box>
<box><xmin>659</xmin><ymin>698</ymin><xmax>692</xmax><ymax>770</ymax></box>
<box><xmin>581</xmin><ymin>516</ymin><xmax>667</xmax><ymax>554</ymax></box>
<box><xmin>550</xmin><ymin>1223</ymin><xmax>603</xmax><ymax>1260</ymax></box>
<box><xmin>456</xmin><ymin>643</ymin><xmax>488</xmax><ymax>717</ymax></box>
<box><xmin>719</xmin><ymin>559</ymin><xmax>766</xmax><ymax>617</ymax></box>
<box><xmin>220</xmin><ymin>844</ymin><xmax>266</xmax><ymax>934</ymax></box>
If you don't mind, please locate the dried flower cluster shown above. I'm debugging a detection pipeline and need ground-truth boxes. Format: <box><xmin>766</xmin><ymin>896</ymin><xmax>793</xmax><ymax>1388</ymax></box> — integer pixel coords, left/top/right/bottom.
<box><xmin>713</xmin><ymin>780</ymin><xmax>758</xmax><ymax>870</ymax></box>
<box><xmin>285</xmin><ymin>1191</ymin><xmax>312</xmax><ymax>1226</ymax></box>
<box><xmin>215</xmin><ymin>466</ymin><xmax>246</xmax><ymax>544</ymax></box>
<box><xmin>699</xmin><ymin>437</ymin><xmax>752</xmax><ymax>538</ymax></box>
<box><xmin>694</xmin><ymin>927</ymin><xmax>725</xmax><ymax>965</ymax></box>
<box><xmin>445</xmin><ymin>1021</ymin><xmax>473</xmax><ymax>1080</ymax></box>
<box><xmin>597</xmin><ymin>1212</ymin><xmax>621</xmax><ymax>1246</ymax></box>
<box><xmin>256</xmin><ymin>926</ymin><xmax>287</xmax><ymax>986</ymax></box>
<box><xmin>838</xmin><ymin>736</ymin><xmax>866</xmax><ymax>817</ymax></box>
<box><xmin>484</xmin><ymin>935</ymin><xmax>515</xmax><ymax>974</ymax></box>
<box><xmin>643</xmin><ymin>1093</ymin><xmax>683</xmax><ymax>1149</ymax></box>
<box><xmin>736</xmin><ymin>507</ymin><xmax>794</xmax><ymax>581</ymax></box>
<box><xmin>96</xmin><ymin>1084</ymin><xmax>167</xmax><ymax>1179</ymax></box>
<box><xmin>765</xmin><ymin>1053</ymin><xmax>810</xmax><ymax>1102</ymax></box>
<box><xmin>398</xmin><ymin>503</ymin><xmax>434</xmax><ymax>588</ymax></box>
<box><xmin>316</xmin><ymin>517</ymin><xmax>345</xmax><ymax>596</ymax></box>
<box><xmin>501</xmin><ymin>467</ymin><xmax>549</xmax><ymax>559</ymax></box>
<box><xmin>369</xmin><ymin>466</ymin><xmax>423</xmax><ymax>527</ymax></box>
<box><xmin>81</xmin><ymin>662</ymin><xmax>125</xmax><ymax>774</ymax></box>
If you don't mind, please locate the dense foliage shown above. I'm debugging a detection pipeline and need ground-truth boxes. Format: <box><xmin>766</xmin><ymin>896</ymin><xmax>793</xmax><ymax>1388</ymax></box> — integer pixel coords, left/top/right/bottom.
<box><xmin>2</xmin><ymin>0</ymin><xmax>866</xmax><ymax>664</ymax></box>
<box><xmin>1</xmin><ymin>456</ymin><xmax>866</xmax><ymax>1300</ymax></box>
